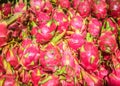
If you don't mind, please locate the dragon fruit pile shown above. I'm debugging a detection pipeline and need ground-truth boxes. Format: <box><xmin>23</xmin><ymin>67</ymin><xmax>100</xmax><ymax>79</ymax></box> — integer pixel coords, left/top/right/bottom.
<box><xmin>0</xmin><ymin>0</ymin><xmax>120</xmax><ymax>85</ymax></box>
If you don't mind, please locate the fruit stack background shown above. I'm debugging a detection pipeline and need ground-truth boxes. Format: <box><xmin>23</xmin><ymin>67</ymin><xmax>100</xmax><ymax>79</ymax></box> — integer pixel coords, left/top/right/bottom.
<box><xmin>0</xmin><ymin>0</ymin><xmax>120</xmax><ymax>86</ymax></box>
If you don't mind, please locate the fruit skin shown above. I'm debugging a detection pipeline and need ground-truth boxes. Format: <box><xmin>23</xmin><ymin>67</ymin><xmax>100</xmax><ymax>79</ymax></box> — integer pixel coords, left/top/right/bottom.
<box><xmin>0</xmin><ymin>23</ymin><xmax>8</xmax><ymax>47</ymax></box>
<box><xmin>98</xmin><ymin>31</ymin><xmax>118</xmax><ymax>53</ymax></box>
<box><xmin>106</xmin><ymin>66</ymin><xmax>120</xmax><ymax>86</ymax></box>
<box><xmin>108</xmin><ymin>0</ymin><xmax>120</xmax><ymax>18</ymax></box>
<box><xmin>30</xmin><ymin>0</ymin><xmax>45</xmax><ymax>12</ymax></box>
<box><xmin>0</xmin><ymin>74</ymin><xmax>18</xmax><ymax>86</ymax></box>
<box><xmin>115</xmin><ymin>49</ymin><xmax>120</xmax><ymax>62</ymax></box>
<box><xmin>13</xmin><ymin>1</ymin><xmax>26</xmax><ymax>13</ymax></box>
<box><xmin>42</xmin><ymin>0</ymin><xmax>53</xmax><ymax>14</ymax></box>
<box><xmin>78</xmin><ymin>0</ymin><xmax>91</xmax><ymax>18</ymax></box>
<box><xmin>79</xmin><ymin>41</ymin><xmax>99</xmax><ymax>71</ymax></box>
<box><xmin>53</xmin><ymin>9</ymin><xmax>69</xmax><ymax>34</ymax></box>
<box><xmin>5</xmin><ymin>45</ymin><xmax>19</xmax><ymax>69</ymax></box>
<box><xmin>39</xmin><ymin>43</ymin><xmax>61</xmax><ymax>72</ymax></box>
<box><xmin>102</xmin><ymin>18</ymin><xmax>118</xmax><ymax>38</ymax></box>
<box><xmin>31</xmin><ymin>67</ymin><xmax>45</xmax><ymax>86</ymax></box>
<box><xmin>88</xmin><ymin>17</ymin><xmax>102</xmax><ymax>38</ymax></box>
<box><xmin>31</xmin><ymin>21</ymin><xmax>56</xmax><ymax>44</ymax></box>
<box><xmin>58</xmin><ymin>0</ymin><xmax>70</xmax><ymax>9</ymax></box>
<box><xmin>81</xmin><ymin>69</ymin><xmax>103</xmax><ymax>86</ymax></box>
<box><xmin>0</xmin><ymin>56</ymin><xmax>5</xmax><ymax>76</ymax></box>
<box><xmin>2</xmin><ymin>2</ymin><xmax>12</xmax><ymax>17</ymax></box>
<box><xmin>67</xmin><ymin>33</ymin><xmax>85</xmax><ymax>50</ymax></box>
<box><xmin>70</xmin><ymin>15</ymin><xmax>87</xmax><ymax>37</ymax></box>
<box><xmin>18</xmin><ymin>38</ymin><xmax>40</xmax><ymax>70</ymax></box>
<box><xmin>36</xmin><ymin>11</ymin><xmax>50</xmax><ymax>24</ymax></box>
<box><xmin>92</xmin><ymin>0</ymin><xmax>107</xmax><ymax>19</ymax></box>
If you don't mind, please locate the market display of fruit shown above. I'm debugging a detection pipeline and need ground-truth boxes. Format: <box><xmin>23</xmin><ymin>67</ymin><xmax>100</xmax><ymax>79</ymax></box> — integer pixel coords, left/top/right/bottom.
<box><xmin>0</xmin><ymin>0</ymin><xmax>120</xmax><ymax>86</ymax></box>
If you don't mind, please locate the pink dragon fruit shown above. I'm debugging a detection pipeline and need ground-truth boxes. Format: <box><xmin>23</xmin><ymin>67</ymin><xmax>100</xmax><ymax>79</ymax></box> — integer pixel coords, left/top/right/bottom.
<box><xmin>92</xmin><ymin>0</ymin><xmax>107</xmax><ymax>19</ymax></box>
<box><xmin>103</xmin><ymin>17</ymin><xmax>118</xmax><ymax>38</ymax></box>
<box><xmin>2</xmin><ymin>2</ymin><xmax>12</xmax><ymax>17</ymax></box>
<box><xmin>18</xmin><ymin>38</ymin><xmax>40</xmax><ymax>70</ymax></box>
<box><xmin>77</xmin><ymin>0</ymin><xmax>91</xmax><ymax>18</ymax></box>
<box><xmin>108</xmin><ymin>0</ymin><xmax>120</xmax><ymax>18</ymax></box>
<box><xmin>70</xmin><ymin>15</ymin><xmax>87</xmax><ymax>37</ymax></box>
<box><xmin>115</xmin><ymin>49</ymin><xmax>120</xmax><ymax>62</ymax></box>
<box><xmin>106</xmin><ymin>64</ymin><xmax>120</xmax><ymax>86</ymax></box>
<box><xmin>19</xmin><ymin>70</ymin><xmax>31</xmax><ymax>84</ymax></box>
<box><xmin>79</xmin><ymin>33</ymin><xmax>99</xmax><ymax>71</ymax></box>
<box><xmin>0</xmin><ymin>23</ymin><xmax>8</xmax><ymax>47</ymax></box>
<box><xmin>39</xmin><ymin>43</ymin><xmax>61</xmax><ymax>72</ymax></box>
<box><xmin>81</xmin><ymin>69</ymin><xmax>103</xmax><ymax>86</ymax></box>
<box><xmin>31</xmin><ymin>67</ymin><xmax>45</xmax><ymax>86</ymax></box>
<box><xmin>13</xmin><ymin>0</ymin><xmax>26</xmax><ymax>13</ymax></box>
<box><xmin>5</xmin><ymin>44</ymin><xmax>19</xmax><ymax>69</ymax></box>
<box><xmin>70</xmin><ymin>15</ymin><xmax>83</xmax><ymax>30</ymax></box>
<box><xmin>36</xmin><ymin>11</ymin><xmax>50</xmax><ymax>24</ymax></box>
<box><xmin>42</xmin><ymin>0</ymin><xmax>53</xmax><ymax>14</ymax></box>
<box><xmin>30</xmin><ymin>0</ymin><xmax>45</xmax><ymax>12</ymax></box>
<box><xmin>53</xmin><ymin>9</ymin><xmax>69</xmax><ymax>33</ymax></box>
<box><xmin>57</xmin><ymin>40</ymin><xmax>76</xmax><ymax>68</ymax></box>
<box><xmin>0</xmin><ymin>56</ymin><xmax>5</xmax><ymax>76</ymax></box>
<box><xmin>31</xmin><ymin>20</ymin><xmax>57</xmax><ymax>44</ymax></box>
<box><xmin>0</xmin><ymin>74</ymin><xmax>18</xmax><ymax>86</ymax></box>
<box><xmin>67</xmin><ymin>7</ymin><xmax>76</xmax><ymax>18</ymax></box>
<box><xmin>98</xmin><ymin>31</ymin><xmax>118</xmax><ymax>53</ymax></box>
<box><xmin>58</xmin><ymin>0</ymin><xmax>70</xmax><ymax>9</ymax></box>
<box><xmin>79</xmin><ymin>42</ymin><xmax>99</xmax><ymax>72</ymax></box>
<box><xmin>67</xmin><ymin>33</ymin><xmax>85</xmax><ymax>50</ymax></box>
<box><xmin>96</xmin><ymin>65</ymin><xmax>108</xmax><ymax>79</ymax></box>
<box><xmin>88</xmin><ymin>17</ymin><xmax>102</xmax><ymax>38</ymax></box>
<box><xmin>72</xmin><ymin>0</ymin><xmax>80</xmax><ymax>9</ymax></box>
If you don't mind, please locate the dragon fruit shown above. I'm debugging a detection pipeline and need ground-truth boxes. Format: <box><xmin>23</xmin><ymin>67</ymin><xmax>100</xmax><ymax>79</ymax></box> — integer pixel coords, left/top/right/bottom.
<box><xmin>36</xmin><ymin>11</ymin><xmax>50</xmax><ymax>24</ymax></box>
<box><xmin>0</xmin><ymin>23</ymin><xmax>8</xmax><ymax>47</ymax></box>
<box><xmin>53</xmin><ymin>9</ymin><xmax>69</xmax><ymax>33</ymax></box>
<box><xmin>30</xmin><ymin>0</ymin><xmax>45</xmax><ymax>12</ymax></box>
<box><xmin>1</xmin><ymin>0</ymin><xmax>120</xmax><ymax>85</ymax></box>
<box><xmin>31</xmin><ymin>20</ymin><xmax>56</xmax><ymax>44</ymax></box>
<box><xmin>77</xmin><ymin>0</ymin><xmax>91</xmax><ymax>18</ymax></box>
<box><xmin>31</xmin><ymin>67</ymin><xmax>45</xmax><ymax>86</ymax></box>
<box><xmin>92</xmin><ymin>0</ymin><xmax>107</xmax><ymax>19</ymax></box>
<box><xmin>18</xmin><ymin>38</ymin><xmax>40</xmax><ymax>70</ymax></box>
<box><xmin>106</xmin><ymin>58</ymin><xmax>120</xmax><ymax>86</ymax></box>
<box><xmin>67</xmin><ymin>32</ymin><xmax>85</xmax><ymax>50</ymax></box>
<box><xmin>98</xmin><ymin>31</ymin><xmax>118</xmax><ymax>53</ymax></box>
<box><xmin>88</xmin><ymin>17</ymin><xmax>102</xmax><ymax>38</ymax></box>
<box><xmin>81</xmin><ymin>69</ymin><xmax>103</xmax><ymax>86</ymax></box>
<box><xmin>19</xmin><ymin>70</ymin><xmax>31</xmax><ymax>84</ymax></box>
<box><xmin>70</xmin><ymin>15</ymin><xmax>87</xmax><ymax>37</ymax></box>
<box><xmin>2</xmin><ymin>2</ymin><xmax>12</xmax><ymax>17</ymax></box>
<box><xmin>0</xmin><ymin>56</ymin><xmax>5</xmax><ymax>76</ymax></box>
<box><xmin>13</xmin><ymin>0</ymin><xmax>26</xmax><ymax>13</ymax></box>
<box><xmin>5</xmin><ymin>44</ymin><xmax>19</xmax><ymax>69</ymax></box>
<box><xmin>58</xmin><ymin>0</ymin><xmax>70</xmax><ymax>9</ymax></box>
<box><xmin>39</xmin><ymin>43</ymin><xmax>61</xmax><ymax>72</ymax></box>
<box><xmin>102</xmin><ymin>17</ymin><xmax>118</xmax><ymax>38</ymax></box>
<box><xmin>0</xmin><ymin>74</ymin><xmax>18</xmax><ymax>86</ymax></box>
<box><xmin>57</xmin><ymin>40</ymin><xmax>76</xmax><ymax>68</ymax></box>
<box><xmin>72</xmin><ymin>0</ymin><xmax>80</xmax><ymax>10</ymax></box>
<box><xmin>108</xmin><ymin>0</ymin><xmax>120</xmax><ymax>18</ymax></box>
<box><xmin>79</xmin><ymin>33</ymin><xmax>99</xmax><ymax>72</ymax></box>
<box><xmin>42</xmin><ymin>0</ymin><xmax>53</xmax><ymax>14</ymax></box>
<box><xmin>115</xmin><ymin>49</ymin><xmax>120</xmax><ymax>62</ymax></box>
<box><xmin>96</xmin><ymin>65</ymin><xmax>108</xmax><ymax>79</ymax></box>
